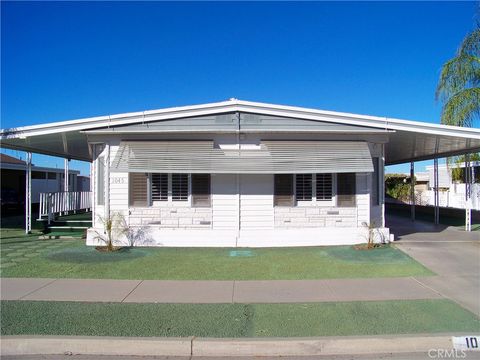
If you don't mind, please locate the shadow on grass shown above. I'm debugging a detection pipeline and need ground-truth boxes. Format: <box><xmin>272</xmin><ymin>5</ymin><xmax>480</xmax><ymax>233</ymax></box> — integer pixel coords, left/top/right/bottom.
<box><xmin>325</xmin><ymin>245</ymin><xmax>414</xmax><ymax>264</ymax></box>
<box><xmin>0</xmin><ymin>233</ymin><xmax>44</xmax><ymax>243</ymax></box>
<box><xmin>45</xmin><ymin>246</ymin><xmax>149</xmax><ymax>263</ymax></box>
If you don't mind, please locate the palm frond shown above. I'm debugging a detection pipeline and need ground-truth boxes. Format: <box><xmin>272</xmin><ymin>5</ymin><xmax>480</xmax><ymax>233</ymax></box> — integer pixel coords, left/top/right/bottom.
<box><xmin>440</xmin><ymin>87</ymin><xmax>480</xmax><ymax>127</ymax></box>
<box><xmin>436</xmin><ymin>54</ymin><xmax>480</xmax><ymax>100</ymax></box>
<box><xmin>458</xmin><ymin>27</ymin><xmax>480</xmax><ymax>56</ymax></box>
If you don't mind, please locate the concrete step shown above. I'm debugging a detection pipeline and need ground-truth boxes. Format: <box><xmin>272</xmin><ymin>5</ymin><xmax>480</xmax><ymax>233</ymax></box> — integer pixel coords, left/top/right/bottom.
<box><xmin>39</xmin><ymin>231</ymin><xmax>85</xmax><ymax>240</ymax></box>
<box><xmin>48</xmin><ymin>226</ymin><xmax>89</xmax><ymax>231</ymax></box>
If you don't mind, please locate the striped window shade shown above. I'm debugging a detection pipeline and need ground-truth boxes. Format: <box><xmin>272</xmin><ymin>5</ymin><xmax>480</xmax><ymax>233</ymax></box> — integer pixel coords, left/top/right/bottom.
<box><xmin>112</xmin><ymin>141</ymin><xmax>373</xmax><ymax>174</ymax></box>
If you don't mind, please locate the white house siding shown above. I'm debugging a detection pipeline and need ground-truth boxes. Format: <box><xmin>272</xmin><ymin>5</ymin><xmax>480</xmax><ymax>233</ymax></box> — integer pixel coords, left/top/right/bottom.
<box><xmin>239</xmin><ymin>174</ymin><xmax>274</xmax><ymax>230</ymax></box>
<box><xmin>212</xmin><ymin>174</ymin><xmax>238</xmax><ymax>230</ymax></box>
<box><xmin>109</xmin><ymin>172</ymin><xmax>129</xmax><ymax>216</ymax></box>
<box><xmin>356</xmin><ymin>173</ymin><xmax>371</xmax><ymax>227</ymax></box>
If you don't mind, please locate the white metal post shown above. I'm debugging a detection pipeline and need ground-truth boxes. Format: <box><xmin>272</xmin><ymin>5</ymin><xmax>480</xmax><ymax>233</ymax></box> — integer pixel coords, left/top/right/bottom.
<box><xmin>104</xmin><ymin>143</ymin><xmax>110</xmax><ymax>222</ymax></box>
<box><xmin>25</xmin><ymin>152</ymin><xmax>32</xmax><ymax>234</ymax></box>
<box><xmin>465</xmin><ymin>154</ymin><xmax>472</xmax><ymax>232</ymax></box>
<box><xmin>64</xmin><ymin>158</ymin><xmax>70</xmax><ymax>216</ymax></box>
<box><xmin>434</xmin><ymin>158</ymin><xmax>439</xmax><ymax>225</ymax></box>
<box><xmin>410</xmin><ymin>161</ymin><xmax>415</xmax><ymax>221</ymax></box>
<box><xmin>381</xmin><ymin>144</ymin><xmax>385</xmax><ymax>228</ymax></box>
<box><xmin>64</xmin><ymin>158</ymin><xmax>69</xmax><ymax>192</ymax></box>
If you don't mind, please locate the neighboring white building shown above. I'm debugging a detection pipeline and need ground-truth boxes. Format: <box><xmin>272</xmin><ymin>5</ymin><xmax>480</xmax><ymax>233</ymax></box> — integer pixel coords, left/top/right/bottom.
<box><xmin>413</xmin><ymin>162</ymin><xmax>480</xmax><ymax>210</ymax></box>
<box><xmin>0</xmin><ymin>153</ymin><xmax>82</xmax><ymax>205</ymax></box>
<box><xmin>1</xmin><ymin>99</ymin><xmax>480</xmax><ymax>246</ymax></box>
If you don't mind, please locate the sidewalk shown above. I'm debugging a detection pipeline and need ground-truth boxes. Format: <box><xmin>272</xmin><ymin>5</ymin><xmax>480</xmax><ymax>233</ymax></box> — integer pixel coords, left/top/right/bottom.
<box><xmin>1</xmin><ymin>277</ymin><xmax>442</xmax><ymax>303</ymax></box>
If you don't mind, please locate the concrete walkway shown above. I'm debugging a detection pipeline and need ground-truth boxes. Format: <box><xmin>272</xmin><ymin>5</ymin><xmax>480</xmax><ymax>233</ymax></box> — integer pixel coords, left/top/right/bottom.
<box><xmin>388</xmin><ymin>215</ymin><xmax>480</xmax><ymax>316</ymax></box>
<box><xmin>1</xmin><ymin>277</ymin><xmax>442</xmax><ymax>303</ymax></box>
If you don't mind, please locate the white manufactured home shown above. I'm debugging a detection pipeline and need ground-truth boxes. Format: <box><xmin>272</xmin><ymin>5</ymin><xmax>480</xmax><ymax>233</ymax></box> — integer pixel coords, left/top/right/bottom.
<box><xmin>1</xmin><ymin>99</ymin><xmax>480</xmax><ymax>245</ymax></box>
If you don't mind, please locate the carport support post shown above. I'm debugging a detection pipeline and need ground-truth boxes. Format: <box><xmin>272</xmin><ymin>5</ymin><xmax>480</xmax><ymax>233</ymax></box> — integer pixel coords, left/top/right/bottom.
<box><xmin>64</xmin><ymin>158</ymin><xmax>70</xmax><ymax>215</ymax></box>
<box><xmin>25</xmin><ymin>152</ymin><xmax>32</xmax><ymax>234</ymax></box>
<box><xmin>465</xmin><ymin>154</ymin><xmax>472</xmax><ymax>232</ymax></box>
<box><xmin>410</xmin><ymin>161</ymin><xmax>415</xmax><ymax>221</ymax></box>
<box><xmin>433</xmin><ymin>158</ymin><xmax>439</xmax><ymax>225</ymax></box>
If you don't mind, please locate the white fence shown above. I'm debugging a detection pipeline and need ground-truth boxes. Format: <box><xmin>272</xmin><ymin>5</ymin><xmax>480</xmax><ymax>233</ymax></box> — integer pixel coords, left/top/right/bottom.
<box><xmin>39</xmin><ymin>191</ymin><xmax>92</xmax><ymax>221</ymax></box>
<box><xmin>412</xmin><ymin>184</ymin><xmax>480</xmax><ymax>210</ymax></box>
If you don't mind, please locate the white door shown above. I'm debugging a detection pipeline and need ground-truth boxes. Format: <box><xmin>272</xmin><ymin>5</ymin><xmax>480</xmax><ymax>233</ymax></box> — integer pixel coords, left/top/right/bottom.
<box><xmin>239</xmin><ymin>174</ymin><xmax>274</xmax><ymax>230</ymax></box>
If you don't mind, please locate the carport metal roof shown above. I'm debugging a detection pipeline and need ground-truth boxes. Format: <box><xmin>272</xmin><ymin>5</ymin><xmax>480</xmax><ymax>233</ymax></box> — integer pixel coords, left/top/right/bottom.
<box><xmin>1</xmin><ymin>99</ymin><xmax>479</xmax><ymax>164</ymax></box>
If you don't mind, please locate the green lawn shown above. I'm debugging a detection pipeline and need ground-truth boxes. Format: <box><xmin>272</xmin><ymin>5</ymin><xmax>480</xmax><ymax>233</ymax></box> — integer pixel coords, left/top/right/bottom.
<box><xmin>0</xmin><ymin>230</ymin><xmax>433</xmax><ymax>279</ymax></box>
<box><xmin>1</xmin><ymin>299</ymin><xmax>478</xmax><ymax>337</ymax></box>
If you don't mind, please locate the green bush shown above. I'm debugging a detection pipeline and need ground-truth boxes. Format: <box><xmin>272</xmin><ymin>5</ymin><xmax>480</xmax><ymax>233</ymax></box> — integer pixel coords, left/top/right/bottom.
<box><xmin>385</xmin><ymin>174</ymin><xmax>412</xmax><ymax>202</ymax></box>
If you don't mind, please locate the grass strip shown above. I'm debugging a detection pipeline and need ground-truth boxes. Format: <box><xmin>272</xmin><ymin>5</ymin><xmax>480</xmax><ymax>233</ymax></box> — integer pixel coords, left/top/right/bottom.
<box><xmin>2</xmin><ymin>299</ymin><xmax>478</xmax><ymax>337</ymax></box>
<box><xmin>0</xmin><ymin>241</ymin><xmax>434</xmax><ymax>280</ymax></box>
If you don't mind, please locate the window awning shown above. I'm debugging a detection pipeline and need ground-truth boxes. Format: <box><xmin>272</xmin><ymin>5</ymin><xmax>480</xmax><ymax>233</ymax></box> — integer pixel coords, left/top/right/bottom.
<box><xmin>111</xmin><ymin>140</ymin><xmax>374</xmax><ymax>174</ymax></box>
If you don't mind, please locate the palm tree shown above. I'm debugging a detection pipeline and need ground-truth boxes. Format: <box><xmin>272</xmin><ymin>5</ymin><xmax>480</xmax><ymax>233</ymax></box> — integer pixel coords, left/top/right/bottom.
<box><xmin>436</xmin><ymin>27</ymin><xmax>480</xmax><ymax>127</ymax></box>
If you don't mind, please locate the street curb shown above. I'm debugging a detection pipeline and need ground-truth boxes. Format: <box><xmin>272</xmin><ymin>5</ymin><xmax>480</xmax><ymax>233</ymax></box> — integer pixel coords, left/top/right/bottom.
<box><xmin>0</xmin><ymin>334</ymin><xmax>457</xmax><ymax>357</ymax></box>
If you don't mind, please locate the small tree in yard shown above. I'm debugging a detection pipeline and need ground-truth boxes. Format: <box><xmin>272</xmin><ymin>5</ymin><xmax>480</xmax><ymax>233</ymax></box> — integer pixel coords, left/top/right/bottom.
<box><xmin>360</xmin><ymin>222</ymin><xmax>387</xmax><ymax>250</ymax></box>
<box><xmin>93</xmin><ymin>212</ymin><xmax>129</xmax><ymax>251</ymax></box>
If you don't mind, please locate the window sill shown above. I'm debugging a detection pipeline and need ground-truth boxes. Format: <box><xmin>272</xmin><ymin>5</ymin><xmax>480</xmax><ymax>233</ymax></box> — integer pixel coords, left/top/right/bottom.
<box><xmin>296</xmin><ymin>201</ymin><xmax>335</xmax><ymax>207</ymax></box>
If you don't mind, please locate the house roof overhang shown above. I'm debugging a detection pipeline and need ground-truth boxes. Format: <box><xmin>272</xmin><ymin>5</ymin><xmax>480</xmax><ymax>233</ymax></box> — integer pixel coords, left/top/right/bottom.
<box><xmin>1</xmin><ymin>99</ymin><xmax>479</xmax><ymax>165</ymax></box>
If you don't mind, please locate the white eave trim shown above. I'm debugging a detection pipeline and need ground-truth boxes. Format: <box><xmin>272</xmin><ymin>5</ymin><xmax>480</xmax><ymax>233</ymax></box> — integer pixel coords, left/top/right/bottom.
<box><xmin>1</xmin><ymin>99</ymin><xmax>480</xmax><ymax>140</ymax></box>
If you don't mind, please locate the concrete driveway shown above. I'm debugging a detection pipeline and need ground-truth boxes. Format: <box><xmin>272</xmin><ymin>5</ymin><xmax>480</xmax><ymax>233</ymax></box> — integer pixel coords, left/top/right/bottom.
<box><xmin>388</xmin><ymin>215</ymin><xmax>480</xmax><ymax>316</ymax></box>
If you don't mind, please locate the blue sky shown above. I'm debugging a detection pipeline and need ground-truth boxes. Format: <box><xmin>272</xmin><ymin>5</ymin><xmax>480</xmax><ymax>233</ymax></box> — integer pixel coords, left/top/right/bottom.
<box><xmin>1</xmin><ymin>1</ymin><xmax>478</xmax><ymax>175</ymax></box>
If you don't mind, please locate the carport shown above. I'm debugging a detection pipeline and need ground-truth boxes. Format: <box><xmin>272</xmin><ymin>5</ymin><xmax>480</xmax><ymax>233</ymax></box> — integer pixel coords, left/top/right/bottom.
<box><xmin>0</xmin><ymin>99</ymin><xmax>479</xmax><ymax>234</ymax></box>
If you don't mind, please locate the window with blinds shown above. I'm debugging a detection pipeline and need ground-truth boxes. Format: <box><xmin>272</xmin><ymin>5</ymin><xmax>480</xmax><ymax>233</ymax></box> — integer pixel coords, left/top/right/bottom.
<box><xmin>172</xmin><ymin>174</ymin><xmax>188</xmax><ymax>201</ymax></box>
<box><xmin>191</xmin><ymin>174</ymin><xmax>211</xmax><ymax>207</ymax></box>
<box><xmin>295</xmin><ymin>174</ymin><xmax>312</xmax><ymax>201</ymax></box>
<box><xmin>151</xmin><ymin>174</ymin><xmax>168</xmax><ymax>201</ymax></box>
<box><xmin>316</xmin><ymin>174</ymin><xmax>333</xmax><ymax>201</ymax></box>
<box><xmin>274</xmin><ymin>174</ymin><xmax>294</xmax><ymax>206</ymax></box>
<box><xmin>337</xmin><ymin>173</ymin><xmax>356</xmax><ymax>207</ymax></box>
<box><xmin>129</xmin><ymin>173</ymin><xmax>148</xmax><ymax>207</ymax></box>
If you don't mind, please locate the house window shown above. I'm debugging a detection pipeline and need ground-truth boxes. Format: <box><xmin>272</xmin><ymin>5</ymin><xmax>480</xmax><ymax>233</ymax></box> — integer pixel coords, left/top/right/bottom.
<box><xmin>275</xmin><ymin>174</ymin><xmax>335</xmax><ymax>206</ymax></box>
<box><xmin>316</xmin><ymin>174</ymin><xmax>333</xmax><ymax>201</ymax></box>
<box><xmin>172</xmin><ymin>174</ymin><xmax>188</xmax><ymax>201</ymax></box>
<box><xmin>151</xmin><ymin>174</ymin><xmax>168</xmax><ymax>201</ymax></box>
<box><xmin>295</xmin><ymin>174</ymin><xmax>312</xmax><ymax>201</ymax></box>
<box><xmin>47</xmin><ymin>172</ymin><xmax>57</xmax><ymax>180</ymax></box>
<box><xmin>133</xmin><ymin>173</ymin><xmax>211</xmax><ymax>207</ymax></box>
<box><xmin>274</xmin><ymin>174</ymin><xmax>294</xmax><ymax>206</ymax></box>
<box><xmin>32</xmin><ymin>171</ymin><xmax>46</xmax><ymax>179</ymax></box>
<box><xmin>129</xmin><ymin>173</ymin><xmax>148</xmax><ymax>207</ymax></box>
<box><xmin>191</xmin><ymin>174</ymin><xmax>211</xmax><ymax>207</ymax></box>
<box><xmin>337</xmin><ymin>173</ymin><xmax>356</xmax><ymax>207</ymax></box>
